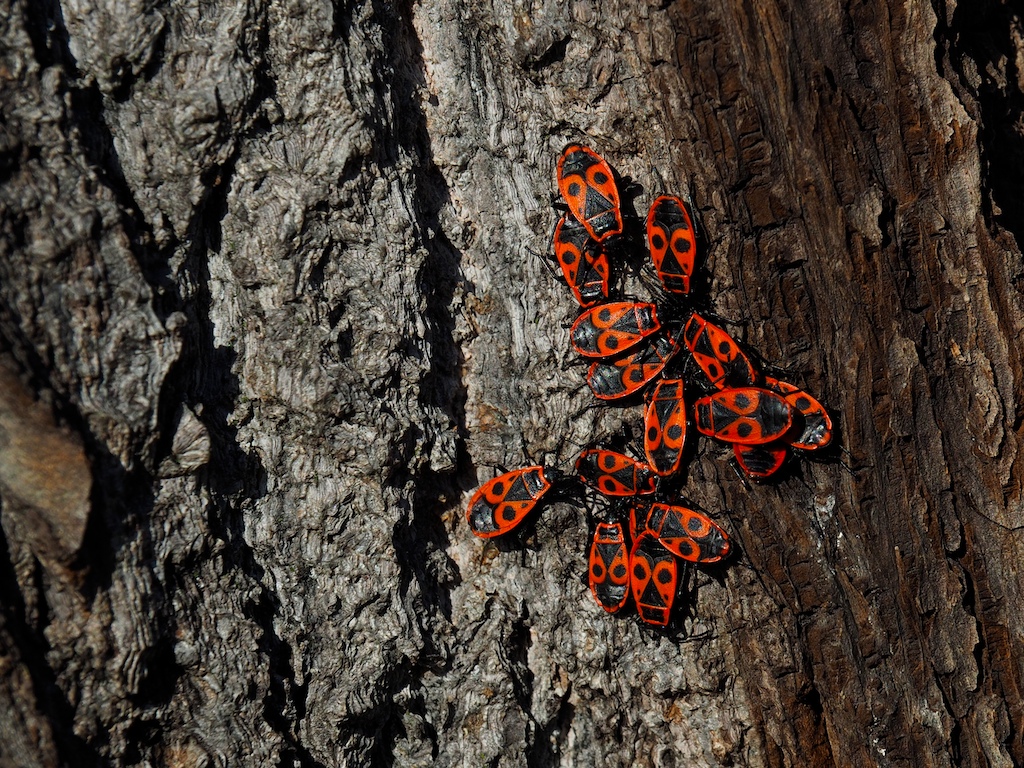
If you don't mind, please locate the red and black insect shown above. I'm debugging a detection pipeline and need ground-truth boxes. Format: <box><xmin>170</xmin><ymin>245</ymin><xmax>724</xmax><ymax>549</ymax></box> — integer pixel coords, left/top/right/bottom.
<box><xmin>646</xmin><ymin>195</ymin><xmax>697</xmax><ymax>294</ymax></box>
<box><xmin>643</xmin><ymin>378</ymin><xmax>688</xmax><ymax>476</ymax></box>
<box><xmin>683</xmin><ymin>313</ymin><xmax>757</xmax><ymax>390</ymax></box>
<box><xmin>571</xmin><ymin>301</ymin><xmax>661</xmax><ymax>358</ymax></box>
<box><xmin>587</xmin><ymin>331</ymin><xmax>681</xmax><ymax>400</ymax></box>
<box><xmin>733</xmin><ymin>442</ymin><xmax>788</xmax><ymax>480</ymax></box>
<box><xmin>466</xmin><ymin>466</ymin><xmax>553</xmax><ymax>538</ymax></box>
<box><xmin>629</xmin><ymin>502</ymin><xmax>652</xmax><ymax>541</ymax></box>
<box><xmin>764</xmin><ymin>376</ymin><xmax>833</xmax><ymax>450</ymax></box>
<box><xmin>576</xmin><ymin>449</ymin><xmax>657</xmax><ymax>496</ymax></box>
<box><xmin>588</xmin><ymin>522</ymin><xmax>630</xmax><ymax>613</ymax></box>
<box><xmin>552</xmin><ymin>213</ymin><xmax>610</xmax><ymax>307</ymax></box>
<box><xmin>463</xmin><ymin>146</ymin><xmax>837</xmax><ymax>628</ymax></box>
<box><xmin>557</xmin><ymin>144</ymin><xmax>623</xmax><ymax>242</ymax></box>
<box><xmin>694</xmin><ymin>387</ymin><xmax>794</xmax><ymax>444</ymax></box>
<box><xmin>645</xmin><ymin>503</ymin><xmax>730</xmax><ymax>563</ymax></box>
<box><xmin>696</xmin><ymin>387</ymin><xmax>790</xmax><ymax>448</ymax></box>
<box><xmin>630</xmin><ymin>533</ymin><xmax>678</xmax><ymax>627</ymax></box>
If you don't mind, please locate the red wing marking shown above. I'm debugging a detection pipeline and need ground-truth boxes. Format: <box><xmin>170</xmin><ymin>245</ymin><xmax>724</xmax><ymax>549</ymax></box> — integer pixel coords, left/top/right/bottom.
<box><xmin>466</xmin><ymin>466</ymin><xmax>551</xmax><ymax>538</ymax></box>
<box><xmin>557</xmin><ymin>144</ymin><xmax>623</xmax><ymax>241</ymax></box>
<box><xmin>552</xmin><ymin>214</ymin><xmax>609</xmax><ymax>307</ymax></box>
<box><xmin>576</xmin><ymin>449</ymin><xmax>657</xmax><ymax>496</ymax></box>
<box><xmin>646</xmin><ymin>195</ymin><xmax>696</xmax><ymax>294</ymax></box>
<box><xmin>733</xmin><ymin>442</ymin><xmax>788</xmax><ymax>479</ymax></box>
<box><xmin>586</xmin><ymin>331</ymin><xmax>681</xmax><ymax>400</ymax></box>
<box><xmin>630</xmin><ymin>533</ymin><xmax>678</xmax><ymax>627</ymax></box>
<box><xmin>588</xmin><ymin>522</ymin><xmax>630</xmax><ymax>612</ymax></box>
<box><xmin>683</xmin><ymin>313</ymin><xmax>757</xmax><ymax>389</ymax></box>
<box><xmin>643</xmin><ymin>378</ymin><xmax>687</xmax><ymax>476</ymax></box>
<box><xmin>764</xmin><ymin>376</ymin><xmax>833</xmax><ymax>450</ymax></box>
<box><xmin>629</xmin><ymin>502</ymin><xmax>652</xmax><ymax>541</ymax></box>
<box><xmin>646</xmin><ymin>503</ymin><xmax>730</xmax><ymax>563</ymax></box>
<box><xmin>570</xmin><ymin>302</ymin><xmax>661</xmax><ymax>358</ymax></box>
<box><xmin>694</xmin><ymin>387</ymin><xmax>794</xmax><ymax>444</ymax></box>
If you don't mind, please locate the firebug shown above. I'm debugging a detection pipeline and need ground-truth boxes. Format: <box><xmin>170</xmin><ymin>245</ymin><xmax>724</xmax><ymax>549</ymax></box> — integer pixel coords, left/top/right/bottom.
<box><xmin>576</xmin><ymin>449</ymin><xmax>657</xmax><ymax>496</ymax></box>
<box><xmin>557</xmin><ymin>144</ymin><xmax>623</xmax><ymax>241</ymax></box>
<box><xmin>764</xmin><ymin>376</ymin><xmax>833</xmax><ymax>450</ymax></box>
<box><xmin>643</xmin><ymin>378</ymin><xmax>687</xmax><ymax>476</ymax></box>
<box><xmin>466</xmin><ymin>466</ymin><xmax>552</xmax><ymax>538</ymax></box>
<box><xmin>683</xmin><ymin>313</ymin><xmax>757</xmax><ymax>390</ymax></box>
<box><xmin>733</xmin><ymin>443</ymin><xmax>788</xmax><ymax>479</ymax></box>
<box><xmin>646</xmin><ymin>503</ymin><xmax>730</xmax><ymax>563</ymax></box>
<box><xmin>629</xmin><ymin>502</ymin><xmax>652</xmax><ymax>541</ymax></box>
<box><xmin>588</xmin><ymin>522</ymin><xmax>630</xmax><ymax>613</ymax></box>
<box><xmin>646</xmin><ymin>195</ymin><xmax>697</xmax><ymax>294</ymax></box>
<box><xmin>552</xmin><ymin>213</ymin><xmax>610</xmax><ymax>307</ymax></box>
<box><xmin>587</xmin><ymin>331</ymin><xmax>681</xmax><ymax>400</ymax></box>
<box><xmin>694</xmin><ymin>387</ymin><xmax>794</xmax><ymax>444</ymax></box>
<box><xmin>570</xmin><ymin>301</ymin><xmax>661</xmax><ymax>358</ymax></box>
<box><xmin>630</xmin><ymin>533</ymin><xmax>678</xmax><ymax>627</ymax></box>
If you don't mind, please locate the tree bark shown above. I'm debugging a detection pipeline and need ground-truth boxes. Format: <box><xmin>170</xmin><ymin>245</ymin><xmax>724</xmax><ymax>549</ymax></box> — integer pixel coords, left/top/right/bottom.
<box><xmin>1</xmin><ymin>0</ymin><xmax>1023</xmax><ymax>765</ymax></box>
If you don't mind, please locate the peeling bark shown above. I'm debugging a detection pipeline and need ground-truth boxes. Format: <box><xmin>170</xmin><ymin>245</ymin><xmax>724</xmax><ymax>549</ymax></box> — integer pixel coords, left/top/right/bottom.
<box><xmin>2</xmin><ymin>0</ymin><xmax>1024</xmax><ymax>766</ymax></box>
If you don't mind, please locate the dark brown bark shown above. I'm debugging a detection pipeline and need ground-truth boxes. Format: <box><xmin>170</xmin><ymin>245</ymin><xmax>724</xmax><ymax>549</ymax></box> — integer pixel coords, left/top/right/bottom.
<box><xmin>1</xmin><ymin>0</ymin><xmax>1023</xmax><ymax>765</ymax></box>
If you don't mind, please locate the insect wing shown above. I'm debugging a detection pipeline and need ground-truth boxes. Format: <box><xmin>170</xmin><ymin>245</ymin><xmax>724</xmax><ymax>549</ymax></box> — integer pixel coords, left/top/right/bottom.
<box><xmin>630</xmin><ymin>533</ymin><xmax>678</xmax><ymax>627</ymax></box>
<box><xmin>588</xmin><ymin>522</ymin><xmax>630</xmax><ymax>612</ymax></box>
<box><xmin>646</xmin><ymin>195</ymin><xmax>697</xmax><ymax>294</ymax></box>
<box><xmin>586</xmin><ymin>331</ymin><xmax>681</xmax><ymax>400</ymax></box>
<box><xmin>683</xmin><ymin>313</ymin><xmax>757</xmax><ymax>389</ymax></box>
<box><xmin>646</xmin><ymin>503</ymin><xmax>730</xmax><ymax>563</ymax></box>
<box><xmin>576</xmin><ymin>449</ymin><xmax>657</xmax><ymax>496</ymax></box>
<box><xmin>694</xmin><ymin>387</ymin><xmax>794</xmax><ymax>444</ymax></box>
<box><xmin>733</xmin><ymin>442</ymin><xmax>788</xmax><ymax>479</ymax></box>
<box><xmin>764</xmin><ymin>377</ymin><xmax>833</xmax><ymax>450</ymax></box>
<box><xmin>629</xmin><ymin>502</ymin><xmax>652</xmax><ymax>541</ymax></box>
<box><xmin>570</xmin><ymin>302</ymin><xmax>661</xmax><ymax>358</ymax></box>
<box><xmin>644</xmin><ymin>378</ymin><xmax>687</xmax><ymax>475</ymax></box>
<box><xmin>466</xmin><ymin>466</ymin><xmax>551</xmax><ymax>538</ymax></box>
<box><xmin>553</xmin><ymin>214</ymin><xmax>609</xmax><ymax>307</ymax></box>
<box><xmin>557</xmin><ymin>144</ymin><xmax>623</xmax><ymax>241</ymax></box>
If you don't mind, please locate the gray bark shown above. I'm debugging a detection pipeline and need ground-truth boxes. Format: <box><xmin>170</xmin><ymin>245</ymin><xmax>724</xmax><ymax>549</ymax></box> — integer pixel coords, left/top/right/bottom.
<box><xmin>1</xmin><ymin>0</ymin><xmax>1023</xmax><ymax>766</ymax></box>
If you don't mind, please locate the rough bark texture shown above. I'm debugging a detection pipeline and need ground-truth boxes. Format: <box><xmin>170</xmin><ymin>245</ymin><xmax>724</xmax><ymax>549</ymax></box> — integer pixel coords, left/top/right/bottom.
<box><xmin>2</xmin><ymin>0</ymin><xmax>1023</xmax><ymax>765</ymax></box>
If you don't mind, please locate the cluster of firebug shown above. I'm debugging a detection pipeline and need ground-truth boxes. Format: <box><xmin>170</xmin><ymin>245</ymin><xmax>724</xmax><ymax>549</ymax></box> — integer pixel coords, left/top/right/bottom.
<box><xmin>466</xmin><ymin>144</ymin><xmax>833</xmax><ymax>628</ymax></box>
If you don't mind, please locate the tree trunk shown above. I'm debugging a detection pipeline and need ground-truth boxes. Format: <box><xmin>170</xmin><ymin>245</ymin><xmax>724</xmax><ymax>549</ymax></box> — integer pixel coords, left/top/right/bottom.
<box><xmin>2</xmin><ymin>0</ymin><xmax>1023</xmax><ymax>765</ymax></box>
